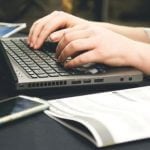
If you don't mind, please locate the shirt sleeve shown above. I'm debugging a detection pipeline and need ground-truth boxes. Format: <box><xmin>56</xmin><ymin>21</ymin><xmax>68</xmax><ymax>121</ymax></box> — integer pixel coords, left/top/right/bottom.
<box><xmin>144</xmin><ymin>28</ymin><xmax>150</xmax><ymax>40</ymax></box>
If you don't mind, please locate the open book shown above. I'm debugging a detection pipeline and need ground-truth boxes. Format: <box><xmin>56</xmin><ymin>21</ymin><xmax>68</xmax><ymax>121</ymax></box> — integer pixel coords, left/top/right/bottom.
<box><xmin>44</xmin><ymin>86</ymin><xmax>150</xmax><ymax>148</ymax></box>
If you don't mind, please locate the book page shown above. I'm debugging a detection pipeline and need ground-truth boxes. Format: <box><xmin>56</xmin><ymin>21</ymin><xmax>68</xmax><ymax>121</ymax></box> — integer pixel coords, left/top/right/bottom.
<box><xmin>45</xmin><ymin>86</ymin><xmax>150</xmax><ymax>147</ymax></box>
<box><xmin>116</xmin><ymin>86</ymin><xmax>150</xmax><ymax>103</ymax></box>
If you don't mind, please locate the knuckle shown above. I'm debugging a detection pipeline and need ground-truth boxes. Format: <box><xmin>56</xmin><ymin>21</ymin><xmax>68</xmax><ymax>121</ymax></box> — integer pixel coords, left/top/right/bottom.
<box><xmin>52</xmin><ymin>10</ymin><xmax>59</xmax><ymax>15</ymax></box>
<box><xmin>77</xmin><ymin>56</ymin><xmax>84</xmax><ymax>64</ymax></box>
<box><xmin>39</xmin><ymin>33</ymin><xmax>45</xmax><ymax>40</ymax></box>
<box><xmin>32</xmin><ymin>21</ymin><xmax>38</xmax><ymax>27</ymax></box>
<box><xmin>33</xmin><ymin>19</ymin><xmax>41</xmax><ymax>26</ymax></box>
<box><xmin>63</xmin><ymin>33</ymin><xmax>71</xmax><ymax>43</ymax></box>
<box><xmin>62</xmin><ymin>50</ymin><xmax>68</xmax><ymax>58</ymax></box>
<box><xmin>58</xmin><ymin>11</ymin><xmax>65</xmax><ymax>15</ymax></box>
<box><xmin>52</xmin><ymin>10</ymin><xmax>64</xmax><ymax>16</ymax></box>
<box><xmin>43</xmin><ymin>25</ymin><xmax>50</xmax><ymax>33</ymax></box>
<box><xmin>69</xmin><ymin>41</ymin><xmax>77</xmax><ymax>50</ymax></box>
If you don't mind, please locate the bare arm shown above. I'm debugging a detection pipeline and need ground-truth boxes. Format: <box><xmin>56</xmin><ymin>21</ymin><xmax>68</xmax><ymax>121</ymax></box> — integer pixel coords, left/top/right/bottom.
<box><xmin>129</xmin><ymin>41</ymin><xmax>150</xmax><ymax>74</ymax></box>
<box><xmin>95</xmin><ymin>22</ymin><xmax>150</xmax><ymax>43</ymax></box>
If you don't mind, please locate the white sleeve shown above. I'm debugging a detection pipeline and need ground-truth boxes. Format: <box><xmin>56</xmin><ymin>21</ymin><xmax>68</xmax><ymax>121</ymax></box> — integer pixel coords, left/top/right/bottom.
<box><xmin>144</xmin><ymin>28</ymin><xmax>150</xmax><ymax>41</ymax></box>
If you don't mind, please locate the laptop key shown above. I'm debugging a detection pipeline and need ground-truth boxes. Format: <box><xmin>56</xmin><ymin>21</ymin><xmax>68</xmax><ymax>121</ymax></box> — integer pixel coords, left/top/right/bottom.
<box><xmin>59</xmin><ymin>73</ymin><xmax>71</xmax><ymax>76</ymax></box>
<box><xmin>38</xmin><ymin>74</ymin><xmax>49</xmax><ymax>78</ymax></box>
<box><xmin>54</xmin><ymin>68</ymin><xmax>67</xmax><ymax>73</ymax></box>
<box><xmin>28</xmin><ymin>71</ymin><xmax>35</xmax><ymax>75</ymax></box>
<box><xmin>34</xmin><ymin>69</ymin><xmax>45</xmax><ymax>75</ymax></box>
<box><xmin>49</xmin><ymin>73</ymin><xmax>59</xmax><ymax>77</ymax></box>
<box><xmin>45</xmin><ymin>69</ymin><xmax>56</xmax><ymax>74</ymax></box>
<box><xmin>31</xmin><ymin>74</ymin><xmax>38</xmax><ymax>78</ymax></box>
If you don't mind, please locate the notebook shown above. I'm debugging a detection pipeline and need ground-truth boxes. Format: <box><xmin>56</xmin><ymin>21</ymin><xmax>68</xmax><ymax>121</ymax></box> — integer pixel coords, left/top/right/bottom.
<box><xmin>0</xmin><ymin>37</ymin><xmax>143</xmax><ymax>90</ymax></box>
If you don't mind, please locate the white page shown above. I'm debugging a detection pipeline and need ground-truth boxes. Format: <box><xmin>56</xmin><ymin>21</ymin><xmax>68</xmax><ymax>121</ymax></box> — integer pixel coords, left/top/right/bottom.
<box><xmin>45</xmin><ymin>86</ymin><xmax>150</xmax><ymax>147</ymax></box>
<box><xmin>116</xmin><ymin>86</ymin><xmax>150</xmax><ymax>103</ymax></box>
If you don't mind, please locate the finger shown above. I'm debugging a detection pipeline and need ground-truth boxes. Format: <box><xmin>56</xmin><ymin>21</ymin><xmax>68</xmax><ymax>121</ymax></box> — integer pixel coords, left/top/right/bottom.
<box><xmin>49</xmin><ymin>28</ymin><xmax>69</xmax><ymax>42</ymax></box>
<box><xmin>28</xmin><ymin>12</ymin><xmax>57</xmax><ymax>44</ymax></box>
<box><xmin>64</xmin><ymin>49</ymin><xmax>99</xmax><ymax>68</ymax></box>
<box><xmin>56</xmin><ymin>27</ymin><xmax>91</xmax><ymax>58</ymax></box>
<box><xmin>29</xmin><ymin>11</ymin><xmax>62</xmax><ymax>48</ymax></box>
<box><xmin>50</xmin><ymin>24</ymin><xmax>88</xmax><ymax>42</ymax></box>
<box><xmin>28</xmin><ymin>18</ymin><xmax>42</xmax><ymax>45</ymax></box>
<box><xmin>34</xmin><ymin>11</ymin><xmax>72</xmax><ymax>49</ymax></box>
<box><xmin>29</xmin><ymin>19</ymin><xmax>49</xmax><ymax>46</ymax></box>
<box><xmin>58</xmin><ymin>37</ymin><xmax>95</xmax><ymax>63</ymax></box>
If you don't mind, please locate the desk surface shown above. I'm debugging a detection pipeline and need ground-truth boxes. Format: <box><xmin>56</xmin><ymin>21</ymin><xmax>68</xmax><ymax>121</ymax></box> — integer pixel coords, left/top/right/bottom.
<box><xmin>0</xmin><ymin>113</ymin><xmax>150</xmax><ymax>150</ymax></box>
<box><xmin>0</xmin><ymin>81</ymin><xmax>150</xmax><ymax>150</ymax></box>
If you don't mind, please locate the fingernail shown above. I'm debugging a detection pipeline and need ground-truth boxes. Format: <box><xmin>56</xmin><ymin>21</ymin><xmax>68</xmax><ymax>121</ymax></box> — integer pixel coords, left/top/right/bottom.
<box><xmin>34</xmin><ymin>45</ymin><xmax>37</xmax><ymax>49</ymax></box>
<box><xmin>50</xmin><ymin>33</ymin><xmax>58</xmax><ymax>41</ymax></box>
<box><xmin>30</xmin><ymin>43</ymin><xmax>33</xmax><ymax>47</ymax></box>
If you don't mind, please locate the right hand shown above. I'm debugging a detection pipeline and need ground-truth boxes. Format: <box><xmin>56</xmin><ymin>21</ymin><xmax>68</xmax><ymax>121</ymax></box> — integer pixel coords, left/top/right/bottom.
<box><xmin>55</xmin><ymin>24</ymin><xmax>138</xmax><ymax>69</ymax></box>
<box><xmin>28</xmin><ymin>11</ymin><xmax>89</xmax><ymax>49</ymax></box>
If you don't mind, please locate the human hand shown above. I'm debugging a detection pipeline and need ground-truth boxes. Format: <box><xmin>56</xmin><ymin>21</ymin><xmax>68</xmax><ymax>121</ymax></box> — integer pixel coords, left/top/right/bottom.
<box><xmin>28</xmin><ymin>11</ymin><xmax>89</xmax><ymax>49</ymax></box>
<box><xmin>55</xmin><ymin>24</ymin><xmax>138</xmax><ymax>69</ymax></box>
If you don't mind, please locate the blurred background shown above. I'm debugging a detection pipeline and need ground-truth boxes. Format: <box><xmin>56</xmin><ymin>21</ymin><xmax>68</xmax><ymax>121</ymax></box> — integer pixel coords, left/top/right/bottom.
<box><xmin>71</xmin><ymin>0</ymin><xmax>150</xmax><ymax>26</ymax></box>
<box><xmin>1</xmin><ymin>0</ymin><xmax>150</xmax><ymax>33</ymax></box>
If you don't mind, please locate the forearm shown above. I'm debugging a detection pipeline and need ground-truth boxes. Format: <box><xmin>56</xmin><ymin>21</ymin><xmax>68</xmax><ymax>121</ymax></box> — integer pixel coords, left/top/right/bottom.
<box><xmin>92</xmin><ymin>22</ymin><xmax>150</xmax><ymax>43</ymax></box>
<box><xmin>129</xmin><ymin>41</ymin><xmax>150</xmax><ymax>74</ymax></box>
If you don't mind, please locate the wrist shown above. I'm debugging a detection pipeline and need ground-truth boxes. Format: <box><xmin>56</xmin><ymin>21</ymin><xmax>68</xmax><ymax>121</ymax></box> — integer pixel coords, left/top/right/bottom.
<box><xmin>144</xmin><ymin>28</ymin><xmax>150</xmax><ymax>42</ymax></box>
<box><xmin>88</xmin><ymin>21</ymin><xmax>110</xmax><ymax>28</ymax></box>
<box><xmin>128</xmin><ymin>41</ymin><xmax>150</xmax><ymax>74</ymax></box>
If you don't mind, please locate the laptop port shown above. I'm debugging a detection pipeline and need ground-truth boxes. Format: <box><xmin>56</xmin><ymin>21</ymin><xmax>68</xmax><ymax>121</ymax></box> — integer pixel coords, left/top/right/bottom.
<box><xmin>40</xmin><ymin>83</ymin><xmax>44</xmax><ymax>87</ymax></box>
<box><xmin>83</xmin><ymin>79</ymin><xmax>91</xmax><ymax>83</ymax></box>
<box><xmin>48</xmin><ymin>82</ymin><xmax>51</xmax><ymax>86</ymax></box>
<box><xmin>120</xmin><ymin>78</ymin><xmax>124</xmax><ymax>81</ymax></box>
<box><xmin>129</xmin><ymin>77</ymin><xmax>133</xmax><ymax>81</ymax></box>
<box><xmin>19</xmin><ymin>84</ymin><xmax>24</xmax><ymax>87</ymax></box>
<box><xmin>72</xmin><ymin>80</ymin><xmax>81</xmax><ymax>84</ymax></box>
<box><xmin>94</xmin><ymin>79</ymin><xmax>104</xmax><ymax>83</ymax></box>
<box><xmin>56</xmin><ymin>81</ymin><xmax>59</xmax><ymax>85</ymax></box>
<box><xmin>52</xmin><ymin>82</ymin><xmax>55</xmax><ymax>86</ymax></box>
<box><xmin>36</xmin><ymin>83</ymin><xmax>39</xmax><ymax>87</ymax></box>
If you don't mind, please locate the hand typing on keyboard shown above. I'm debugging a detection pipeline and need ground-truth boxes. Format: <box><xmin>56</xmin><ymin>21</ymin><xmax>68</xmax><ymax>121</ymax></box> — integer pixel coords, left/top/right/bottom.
<box><xmin>4</xmin><ymin>38</ymin><xmax>107</xmax><ymax>80</ymax></box>
<box><xmin>28</xmin><ymin>11</ymin><xmax>150</xmax><ymax>75</ymax></box>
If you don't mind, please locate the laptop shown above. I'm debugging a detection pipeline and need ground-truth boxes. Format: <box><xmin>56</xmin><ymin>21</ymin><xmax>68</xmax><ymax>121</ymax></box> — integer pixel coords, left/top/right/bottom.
<box><xmin>0</xmin><ymin>37</ymin><xmax>143</xmax><ymax>90</ymax></box>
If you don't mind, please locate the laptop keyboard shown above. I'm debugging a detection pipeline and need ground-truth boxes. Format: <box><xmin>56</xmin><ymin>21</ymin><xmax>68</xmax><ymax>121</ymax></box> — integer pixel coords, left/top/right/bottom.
<box><xmin>2</xmin><ymin>38</ymin><xmax>110</xmax><ymax>79</ymax></box>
